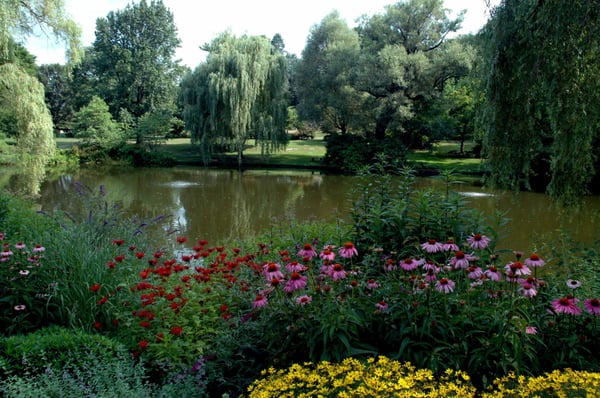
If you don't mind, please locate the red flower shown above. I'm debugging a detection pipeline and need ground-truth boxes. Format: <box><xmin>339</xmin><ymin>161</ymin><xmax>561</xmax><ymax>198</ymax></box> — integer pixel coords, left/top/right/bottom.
<box><xmin>93</xmin><ymin>321</ymin><xmax>102</xmax><ymax>329</ymax></box>
<box><xmin>114</xmin><ymin>255</ymin><xmax>125</xmax><ymax>262</ymax></box>
<box><xmin>170</xmin><ymin>326</ymin><xmax>183</xmax><ymax>335</ymax></box>
<box><xmin>140</xmin><ymin>321</ymin><xmax>152</xmax><ymax>328</ymax></box>
<box><xmin>90</xmin><ymin>283</ymin><xmax>101</xmax><ymax>292</ymax></box>
<box><xmin>129</xmin><ymin>245</ymin><xmax>136</xmax><ymax>251</ymax></box>
<box><xmin>96</xmin><ymin>296</ymin><xmax>108</xmax><ymax>305</ymax></box>
<box><xmin>176</xmin><ymin>236</ymin><xmax>188</xmax><ymax>244</ymax></box>
<box><xmin>135</xmin><ymin>251</ymin><xmax>145</xmax><ymax>259</ymax></box>
<box><xmin>106</xmin><ymin>261</ymin><xmax>116</xmax><ymax>269</ymax></box>
<box><xmin>138</xmin><ymin>340</ymin><xmax>148</xmax><ymax>349</ymax></box>
<box><xmin>112</xmin><ymin>239</ymin><xmax>125</xmax><ymax>246</ymax></box>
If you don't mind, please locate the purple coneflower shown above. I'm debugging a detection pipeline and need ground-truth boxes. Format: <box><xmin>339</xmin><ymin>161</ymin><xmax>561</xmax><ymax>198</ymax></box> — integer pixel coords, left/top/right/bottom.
<box><xmin>566</xmin><ymin>279</ymin><xmax>582</xmax><ymax>289</ymax></box>
<box><xmin>442</xmin><ymin>239</ymin><xmax>460</xmax><ymax>252</ymax></box>
<box><xmin>330</xmin><ymin>263</ymin><xmax>347</xmax><ymax>281</ymax></box>
<box><xmin>467</xmin><ymin>233</ymin><xmax>491</xmax><ymax>250</ymax></box>
<box><xmin>14</xmin><ymin>242</ymin><xmax>26</xmax><ymax>250</ymax></box>
<box><xmin>284</xmin><ymin>272</ymin><xmax>307</xmax><ymax>292</ymax></box>
<box><xmin>584</xmin><ymin>298</ymin><xmax>600</xmax><ymax>316</ymax></box>
<box><xmin>524</xmin><ymin>253</ymin><xmax>545</xmax><ymax>267</ymax></box>
<box><xmin>435</xmin><ymin>278</ymin><xmax>455</xmax><ymax>294</ymax></box>
<box><xmin>297</xmin><ymin>243</ymin><xmax>317</xmax><ymax>260</ymax></box>
<box><xmin>286</xmin><ymin>261</ymin><xmax>306</xmax><ymax>273</ymax></box>
<box><xmin>400</xmin><ymin>258</ymin><xmax>419</xmax><ymax>271</ymax></box>
<box><xmin>450</xmin><ymin>251</ymin><xmax>469</xmax><ymax>269</ymax></box>
<box><xmin>295</xmin><ymin>295</ymin><xmax>312</xmax><ymax>305</ymax></box>
<box><xmin>525</xmin><ymin>326</ymin><xmax>538</xmax><ymax>335</ymax></box>
<box><xmin>338</xmin><ymin>242</ymin><xmax>358</xmax><ymax>259</ymax></box>
<box><xmin>319</xmin><ymin>246</ymin><xmax>336</xmax><ymax>262</ymax></box>
<box><xmin>505</xmin><ymin>261</ymin><xmax>531</xmax><ymax>276</ymax></box>
<box><xmin>263</xmin><ymin>262</ymin><xmax>284</xmax><ymax>281</ymax></box>
<box><xmin>252</xmin><ymin>294</ymin><xmax>268</xmax><ymax>309</ymax></box>
<box><xmin>467</xmin><ymin>266</ymin><xmax>483</xmax><ymax>280</ymax></box>
<box><xmin>375</xmin><ymin>300</ymin><xmax>389</xmax><ymax>311</ymax></box>
<box><xmin>551</xmin><ymin>297</ymin><xmax>581</xmax><ymax>315</ymax></box>
<box><xmin>367</xmin><ymin>278</ymin><xmax>379</xmax><ymax>289</ymax></box>
<box><xmin>421</xmin><ymin>239</ymin><xmax>443</xmax><ymax>254</ymax></box>
<box><xmin>519</xmin><ymin>283</ymin><xmax>537</xmax><ymax>298</ymax></box>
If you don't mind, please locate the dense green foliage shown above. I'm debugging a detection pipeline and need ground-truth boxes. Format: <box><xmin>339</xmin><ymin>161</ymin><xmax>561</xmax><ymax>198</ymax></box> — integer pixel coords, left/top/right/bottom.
<box><xmin>479</xmin><ymin>0</ymin><xmax>600</xmax><ymax>202</ymax></box>
<box><xmin>180</xmin><ymin>32</ymin><xmax>289</xmax><ymax>166</ymax></box>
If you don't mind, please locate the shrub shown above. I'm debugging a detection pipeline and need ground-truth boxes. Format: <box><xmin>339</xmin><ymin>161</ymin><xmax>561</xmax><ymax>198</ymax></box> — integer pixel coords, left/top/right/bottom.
<box><xmin>482</xmin><ymin>369</ymin><xmax>600</xmax><ymax>397</ymax></box>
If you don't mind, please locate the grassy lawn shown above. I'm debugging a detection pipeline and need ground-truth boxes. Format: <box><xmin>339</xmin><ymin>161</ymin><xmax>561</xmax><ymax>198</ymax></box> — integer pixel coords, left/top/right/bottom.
<box><xmin>53</xmin><ymin>135</ymin><xmax>483</xmax><ymax>175</ymax></box>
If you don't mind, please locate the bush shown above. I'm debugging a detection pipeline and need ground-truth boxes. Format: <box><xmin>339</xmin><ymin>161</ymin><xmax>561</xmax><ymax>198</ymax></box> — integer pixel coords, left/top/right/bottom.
<box><xmin>323</xmin><ymin>134</ymin><xmax>407</xmax><ymax>173</ymax></box>
<box><xmin>117</xmin><ymin>145</ymin><xmax>177</xmax><ymax>167</ymax></box>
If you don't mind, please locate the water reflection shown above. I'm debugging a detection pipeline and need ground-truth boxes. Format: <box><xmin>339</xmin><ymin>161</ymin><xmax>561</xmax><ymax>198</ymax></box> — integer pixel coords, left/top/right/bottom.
<box><xmin>2</xmin><ymin>166</ymin><xmax>599</xmax><ymax>251</ymax></box>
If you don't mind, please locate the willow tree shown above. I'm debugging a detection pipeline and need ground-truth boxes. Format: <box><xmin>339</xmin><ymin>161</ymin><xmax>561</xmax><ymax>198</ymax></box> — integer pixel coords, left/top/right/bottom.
<box><xmin>0</xmin><ymin>0</ymin><xmax>81</xmax><ymax>195</ymax></box>
<box><xmin>180</xmin><ymin>32</ymin><xmax>288</xmax><ymax>167</ymax></box>
<box><xmin>479</xmin><ymin>0</ymin><xmax>600</xmax><ymax>203</ymax></box>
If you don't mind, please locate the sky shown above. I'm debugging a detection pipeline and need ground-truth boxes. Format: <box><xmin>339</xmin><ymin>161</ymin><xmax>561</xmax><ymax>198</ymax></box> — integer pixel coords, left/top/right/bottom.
<box><xmin>24</xmin><ymin>0</ymin><xmax>498</xmax><ymax>69</ymax></box>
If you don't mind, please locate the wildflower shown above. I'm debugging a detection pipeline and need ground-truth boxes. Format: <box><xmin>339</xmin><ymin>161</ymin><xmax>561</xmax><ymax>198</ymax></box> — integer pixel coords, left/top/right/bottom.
<box><xmin>383</xmin><ymin>258</ymin><xmax>397</xmax><ymax>272</ymax></box>
<box><xmin>263</xmin><ymin>262</ymin><xmax>284</xmax><ymax>281</ymax></box>
<box><xmin>566</xmin><ymin>279</ymin><xmax>582</xmax><ymax>289</ymax></box>
<box><xmin>584</xmin><ymin>298</ymin><xmax>600</xmax><ymax>316</ymax></box>
<box><xmin>96</xmin><ymin>296</ymin><xmax>108</xmax><ymax>305</ymax></box>
<box><xmin>450</xmin><ymin>251</ymin><xmax>469</xmax><ymax>269</ymax></box>
<box><xmin>170</xmin><ymin>326</ymin><xmax>183</xmax><ymax>335</ymax></box>
<box><xmin>15</xmin><ymin>242</ymin><xmax>26</xmax><ymax>249</ymax></box>
<box><xmin>436</xmin><ymin>278</ymin><xmax>455</xmax><ymax>293</ymax></box>
<box><xmin>519</xmin><ymin>283</ymin><xmax>537</xmax><ymax>298</ymax></box>
<box><xmin>90</xmin><ymin>283</ymin><xmax>101</xmax><ymax>292</ymax></box>
<box><xmin>442</xmin><ymin>239</ymin><xmax>460</xmax><ymax>252</ymax></box>
<box><xmin>525</xmin><ymin>326</ymin><xmax>538</xmax><ymax>334</ymax></box>
<box><xmin>284</xmin><ymin>272</ymin><xmax>307</xmax><ymax>292</ymax></box>
<box><xmin>253</xmin><ymin>294</ymin><xmax>268</xmax><ymax>309</ymax></box>
<box><xmin>467</xmin><ymin>233</ymin><xmax>491</xmax><ymax>250</ymax></box>
<box><xmin>467</xmin><ymin>266</ymin><xmax>483</xmax><ymax>280</ymax></box>
<box><xmin>176</xmin><ymin>236</ymin><xmax>188</xmax><ymax>244</ymax></box>
<box><xmin>19</xmin><ymin>270</ymin><xmax>30</xmax><ymax>276</ymax></box>
<box><xmin>505</xmin><ymin>261</ymin><xmax>531</xmax><ymax>276</ymax></box>
<box><xmin>1</xmin><ymin>248</ymin><xmax>13</xmax><ymax>257</ymax></box>
<box><xmin>319</xmin><ymin>246</ymin><xmax>336</xmax><ymax>262</ymax></box>
<box><xmin>552</xmin><ymin>297</ymin><xmax>581</xmax><ymax>315</ymax></box>
<box><xmin>297</xmin><ymin>243</ymin><xmax>317</xmax><ymax>260</ymax></box>
<box><xmin>338</xmin><ymin>242</ymin><xmax>358</xmax><ymax>259</ymax></box>
<box><xmin>112</xmin><ymin>239</ymin><xmax>125</xmax><ymax>246</ymax></box>
<box><xmin>32</xmin><ymin>244</ymin><xmax>45</xmax><ymax>252</ymax></box>
<box><xmin>0</xmin><ymin>232</ymin><xmax>4</xmax><ymax>240</ymax></box>
<box><xmin>375</xmin><ymin>300</ymin><xmax>389</xmax><ymax>311</ymax></box>
<box><xmin>525</xmin><ymin>253</ymin><xmax>545</xmax><ymax>267</ymax></box>
<box><xmin>424</xmin><ymin>268</ymin><xmax>437</xmax><ymax>282</ymax></box>
<box><xmin>367</xmin><ymin>278</ymin><xmax>379</xmax><ymax>289</ymax></box>
<box><xmin>295</xmin><ymin>295</ymin><xmax>312</xmax><ymax>305</ymax></box>
<box><xmin>330</xmin><ymin>263</ymin><xmax>347</xmax><ymax>281</ymax></box>
<box><xmin>421</xmin><ymin>239</ymin><xmax>443</xmax><ymax>253</ymax></box>
<box><xmin>400</xmin><ymin>258</ymin><xmax>419</xmax><ymax>271</ymax></box>
<box><xmin>14</xmin><ymin>305</ymin><xmax>26</xmax><ymax>311</ymax></box>
<box><xmin>286</xmin><ymin>261</ymin><xmax>306</xmax><ymax>273</ymax></box>
<box><xmin>93</xmin><ymin>321</ymin><xmax>102</xmax><ymax>330</ymax></box>
<box><xmin>138</xmin><ymin>340</ymin><xmax>148</xmax><ymax>349</ymax></box>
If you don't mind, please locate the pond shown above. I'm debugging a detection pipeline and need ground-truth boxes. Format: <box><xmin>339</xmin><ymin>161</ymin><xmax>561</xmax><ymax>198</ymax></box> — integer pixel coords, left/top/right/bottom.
<box><xmin>3</xmin><ymin>166</ymin><xmax>600</xmax><ymax>253</ymax></box>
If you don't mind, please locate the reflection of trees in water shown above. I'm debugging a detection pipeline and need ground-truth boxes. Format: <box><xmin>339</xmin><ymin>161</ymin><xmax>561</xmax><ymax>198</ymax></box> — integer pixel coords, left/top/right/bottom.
<box><xmin>7</xmin><ymin>159</ymin><xmax>47</xmax><ymax>197</ymax></box>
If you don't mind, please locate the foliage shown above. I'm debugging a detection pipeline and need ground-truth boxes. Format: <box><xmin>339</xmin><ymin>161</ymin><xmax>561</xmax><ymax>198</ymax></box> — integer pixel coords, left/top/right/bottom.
<box><xmin>134</xmin><ymin>108</ymin><xmax>171</xmax><ymax>150</ymax></box>
<box><xmin>482</xmin><ymin>369</ymin><xmax>600</xmax><ymax>397</ymax></box>
<box><xmin>294</xmin><ymin>11</ymin><xmax>363</xmax><ymax>134</ymax></box>
<box><xmin>37</xmin><ymin>63</ymin><xmax>75</xmax><ymax>131</ymax></box>
<box><xmin>117</xmin><ymin>144</ymin><xmax>176</xmax><ymax>167</ymax></box>
<box><xmin>247</xmin><ymin>356</ymin><xmax>476</xmax><ymax>397</ymax></box>
<box><xmin>180</xmin><ymin>32</ymin><xmax>288</xmax><ymax>166</ymax></box>
<box><xmin>478</xmin><ymin>0</ymin><xmax>600</xmax><ymax>202</ymax></box>
<box><xmin>72</xmin><ymin>96</ymin><xmax>123</xmax><ymax>149</ymax></box>
<box><xmin>92</xmin><ymin>0</ymin><xmax>182</xmax><ymax>126</ymax></box>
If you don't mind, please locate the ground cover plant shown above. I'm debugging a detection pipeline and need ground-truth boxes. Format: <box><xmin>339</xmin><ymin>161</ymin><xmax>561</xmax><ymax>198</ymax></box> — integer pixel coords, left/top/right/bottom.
<box><xmin>0</xmin><ymin>166</ymin><xmax>599</xmax><ymax>396</ymax></box>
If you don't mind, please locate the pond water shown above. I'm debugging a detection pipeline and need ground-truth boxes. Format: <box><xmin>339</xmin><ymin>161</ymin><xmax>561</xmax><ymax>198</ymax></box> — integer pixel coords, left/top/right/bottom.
<box><xmin>3</xmin><ymin>166</ymin><xmax>600</xmax><ymax>252</ymax></box>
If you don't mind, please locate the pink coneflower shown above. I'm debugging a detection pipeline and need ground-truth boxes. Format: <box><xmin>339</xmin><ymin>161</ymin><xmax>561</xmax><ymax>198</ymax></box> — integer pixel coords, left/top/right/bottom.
<box><xmin>505</xmin><ymin>261</ymin><xmax>531</xmax><ymax>276</ymax></box>
<box><xmin>14</xmin><ymin>305</ymin><xmax>26</xmax><ymax>311</ymax></box>
<box><xmin>1</xmin><ymin>248</ymin><xmax>13</xmax><ymax>257</ymax></box>
<box><xmin>286</xmin><ymin>261</ymin><xmax>306</xmax><ymax>273</ymax></box>
<box><xmin>552</xmin><ymin>297</ymin><xmax>581</xmax><ymax>315</ymax></box>
<box><xmin>519</xmin><ymin>283</ymin><xmax>537</xmax><ymax>298</ymax></box>
<box><xmin>297</xmin><ymin>243</ymin><xmax>317</xmax><ymax>260</ymax></box>
<box><xmin>295</xmin><ymin>295</ymin><xmax>312</xmax><ymax>305</ymax></box>
<box><xmin>367</xmin><ymin>278</ymin><xmax>379</xmax><ymax>289</ymax></box>
<box><xmin>584</xmin><ymin>298</ymin><xmax>600</xmax><ymax>316</ymax></box>
<box><xmin>450</xmin><ymin>251</ymin><xmax>469</xmax><ymax>269</ymax></box>
<box><xmin>330</xmin><ymin>263</ymin><xmax>347</xmax><ymax>281</ymax></box>
<box><xmin>424</xmin><ymin>268</ymin><xmax>437</xmax><ymax>282</ymax></box>
<box><xmin>263</xmin><ymin>262</ymin><xmax>284</xmax><ymax>282</ymax></box>
<box><xmin>319</xmin><ymin>246</ymin><xmax>336</xmax><ymax>262</ymax></box>
<box><xmin>442</xmin><ymin>239</ymin><xmax>460</xmax><ymax>252</ymax></box>
<box><xmin>14</xmin><ymin>242</ymin><xmax>26</xmax><ymax>250</ymax></box>
<box><xmin>383</xmin><ymin>258</ymin><xmax>397</xmax><ymax>272</ymax></box>
<box><xmin>0</xmin><ymin>232</ymin><xmax>4</xmax><ymax>240</ymax></box>
<box><xmin>338</xmin><ymin>242</ymin><xmax>358</xmax><ymax>259</ymax></box>
<box><xmin>435</xmin><ymin>278</ymin><xmax>455</xmax><ymax>293</ymax></box>
<box><xmin>400</xmin><ymin>258</ymin><xmax>419</xmax><ymax>271</ymax></box>
<box><xmin>467</xmin><ymin>233</ymin><xmax>491</xmax><ymax>250</ymax></box>
<box><xmin>467</xmin><ymin>266</ymin><xmax>483</xmax><ymax>280</ymax></box>
<box><xmin>566</xmin><ymin>279</ymin><xmax>582</xmax><ymax>289</ymax></box>
<box><xmin>284</xmin><ymin>272</ymin><xmax>307</xmax><ymax>292</ymax></box>
<box><xmin>421</xmin><ymin>239</ymin><xmax>443</xmax><ymax>253</ymax></box>
<box><xmin>32</xmin><ymin>244</ymin><xmax>45</xmax><ymax>253</ymax></box>
<box><xmin>19</xmin><ymin>270</ymin><xmax>30</xmax><ymax>276</ymax></box>
<box><xmin>525</xmin><ymin>326</ymin><xmax>538</xmax><ymax>335</ymax></box>
<box><xmin>253</xmin><ymin>294</ymin><xmax>268</xmax><ymax>309</ymax></box>
<box><xmin>375</xmin><ymin>300</ymin><xmax>389</xmax><ymax>311</ymax></box>
<box><xmin>525</xmin><ymin>253</ymin><xmax>545</xmax><ymax>267</ymax></box>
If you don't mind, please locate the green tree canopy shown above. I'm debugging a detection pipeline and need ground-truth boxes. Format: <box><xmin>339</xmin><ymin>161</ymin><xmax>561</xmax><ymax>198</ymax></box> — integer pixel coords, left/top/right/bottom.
<box><xmin>294</xmin><ymin>11</ymin><xmax>364</xmax><ymax>134</ymax></box>
<box><xmin>72</xmin><ymin>95</ymin><xmax>121</xmax><ymax>148</ymax></box>
<box><xmin>92</xmin><ymin>0</ymin><xmax>182</xmax><ymax>143</ymax></box>
<box><xmin>479</xmin><ymin>0</ymin><xmax>600</xmax><ymax>202</ymax></box>
<box><xmin>354</xmin><ymin>0</ymin><xmax>469</xmax><ymax>139</ymax></box>
<box><xmin>37</xmin><ymin>63</ymin><xmax>74</xmax><ymax>131</ymax></box>
<box><xmin>180</xmin><ymin>32</ymin><xmax>288</xmax><ymax>166</ymax></box>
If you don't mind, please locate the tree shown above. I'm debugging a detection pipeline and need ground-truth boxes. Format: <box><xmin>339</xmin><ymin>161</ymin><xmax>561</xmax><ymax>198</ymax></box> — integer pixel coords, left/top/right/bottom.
<box><xmin>180</xmin><ymin>32</ymin><xmax>288</xmax><ymax>167</ymax></box>
<box><xmin>92</xmin><ymin>0</ymin><xmax>182</xmax><ymax>143</ymax></box>
<box><xmin>72</xmin><ymin>96</ymin><xmax>122</xmax><ymax>151</ymax></box>
<box><xmin>37</xmin><ymin>63</ymin><xmax>75</xmax><ymax>131</ymax></box>
<box><xmin>294</xmin><ymin>11</ymin><xmax>364</xmax><ymax>134</ymax></box>
<box><xmin>354</xmin><ymin>0</ymin><xmax>469</xmax><ymax>140</ymax></box>
<box><xmin>478</xmin><ymin>0</ymin><xmax>600</xmax><ymax>202</ymax></box>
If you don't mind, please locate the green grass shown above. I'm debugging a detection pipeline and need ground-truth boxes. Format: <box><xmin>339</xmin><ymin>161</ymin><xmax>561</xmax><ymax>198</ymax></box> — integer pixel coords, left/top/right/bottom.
<box><xmin>406</xmin><ymin>141</ymin><xmax>484</xmax><ymax>175</ymax></box>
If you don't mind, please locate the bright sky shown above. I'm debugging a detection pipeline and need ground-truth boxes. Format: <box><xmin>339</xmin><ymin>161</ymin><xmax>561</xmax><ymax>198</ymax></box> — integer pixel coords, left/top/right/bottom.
<box><xmin>24</xmin><ymin>0</ymin><xmax>498</xmax><ymax>68</ymax></box>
